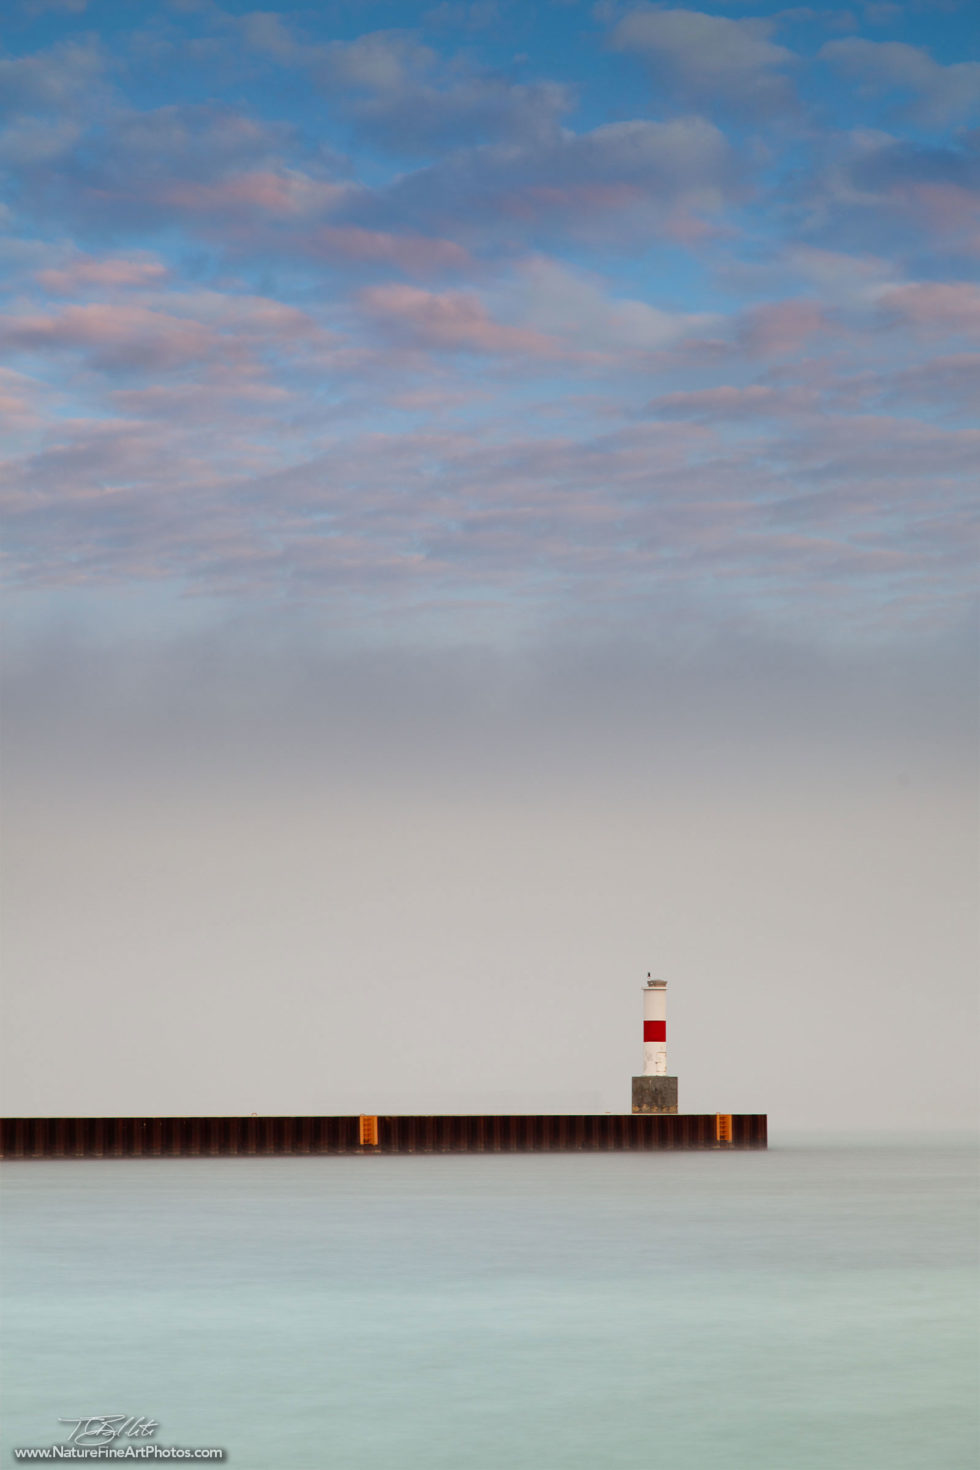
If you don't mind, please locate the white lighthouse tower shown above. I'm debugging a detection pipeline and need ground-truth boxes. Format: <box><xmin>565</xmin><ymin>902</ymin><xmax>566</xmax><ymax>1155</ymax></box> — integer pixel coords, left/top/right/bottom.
<box><xmin>632</xmin><ymin>975</ymin><xmax>678</xmax><ymax>1113</ymax></box>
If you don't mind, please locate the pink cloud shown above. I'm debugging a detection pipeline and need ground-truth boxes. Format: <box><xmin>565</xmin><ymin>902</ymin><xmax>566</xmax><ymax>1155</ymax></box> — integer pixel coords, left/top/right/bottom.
<box><xmin>110</xmin><ymin>377</ymin><xmax>291</xmax><ymax>422</ymax></box>
<box><xmin>171</xmin><ymin>292</ymin><xmax>320</xmax><ymax>339</ymax></box>
<box><xmin>500</xmin><ymin>182</ymin><xmax>648</xmax><ymax>220</ymax></box>
<box><xmin>877</xmin><ymin>282</ymin><xmax>980</xmax><ymax>335</ymax></box>
<box><xmin>738</xmin><ymin>300</ymin><xmax>827</xmax><ymax>356</ymax></box>
<box><xmin>1</xmin><ymin>294</ymin><xmax>324</xmax><ymax>374</ymax></box>
<box><xmin>660</xmin><ymin>207</ymin><xmax>728</xmax><ymax>245</ymax></box>
<box><xmin>650</xmin><ymin>384</ymin><xmax>817</xmax><ymax>419</ymax></box>
<box><xmin>886</xmin><ymin>182</ymin><xmax>980</xmax><ymax>243</ymax></box>
<box><xmin>781</xmin><ymin>414</ymin><xmax>980</xmax><ymax>481</ymax></box>
<box><xmin>1</xmin><ymin>304</ymin><xmax>224</xmax><ymax>370</ymax></box>
<box><xmin>387</xmin><ymin>385</ymin><xmax>487</xmax><ymax>413</ymax></box>
<box><xmin>0</xmin><ymin>368</ymin><xmax>45</xmax><ymax>432</ymax></box>
<box><xmin>884</xmin><ymin>354</ymin><xmax>980</xmax><ymax>410</ymax></box>
<box><xmin>36</xmin><ymin>254</ymin><xmax>169</xmax><ymax>293</ymax></box>
<box><xmin>159</xmin><ymin>171</ymin><xmax>349</xmax><ymax>218</ymax></box>
<box><xmin>307</xmin><ymin>226</ymin><xmax>472</xmax><ymax>276</ymax></box>
<box><xmin>360</xmin><ymin>284</ymin><xmax>564</xmax><ymax>356</ymax></box>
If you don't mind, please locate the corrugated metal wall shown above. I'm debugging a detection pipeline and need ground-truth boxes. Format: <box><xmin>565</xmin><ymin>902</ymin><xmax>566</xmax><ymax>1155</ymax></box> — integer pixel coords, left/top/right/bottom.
<box><xmin>0</xmin><ymin>1114</ymin><xmax>767</xmax><ymax>1157</ymax></box>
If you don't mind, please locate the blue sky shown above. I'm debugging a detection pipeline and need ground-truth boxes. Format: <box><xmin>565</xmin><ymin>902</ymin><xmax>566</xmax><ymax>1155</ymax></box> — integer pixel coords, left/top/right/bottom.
<box><xmin>1</xmin><ymin>1</ymin><xmax>976</xmax><ymax>1123</ymax></box>
<box><xmin>2</xmin><ymin>0</ymin><xmax>977</xmax><ymax>646</ymax></box>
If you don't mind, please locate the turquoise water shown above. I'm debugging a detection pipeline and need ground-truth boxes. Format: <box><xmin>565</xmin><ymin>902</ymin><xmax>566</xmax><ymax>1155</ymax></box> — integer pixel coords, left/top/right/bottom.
<box><xmin>1</xmin><ymin>1140</ymin><xmax>977</xmax><ymax>1469</ymax></box>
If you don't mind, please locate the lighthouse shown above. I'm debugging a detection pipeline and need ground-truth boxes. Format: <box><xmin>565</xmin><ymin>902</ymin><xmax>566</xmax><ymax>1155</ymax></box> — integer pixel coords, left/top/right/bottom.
<box><xmin>631</xmin><ymin>976</ymin><xmax>679</xmax><ymax>1113</ymax></box>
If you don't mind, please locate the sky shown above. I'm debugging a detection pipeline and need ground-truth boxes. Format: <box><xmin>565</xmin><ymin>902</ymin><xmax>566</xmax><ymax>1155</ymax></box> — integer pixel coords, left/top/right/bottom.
<box><xmin>1</xmin><ymin>0</ymin><xmax>977</xmax><ymax>1130</ymax></box>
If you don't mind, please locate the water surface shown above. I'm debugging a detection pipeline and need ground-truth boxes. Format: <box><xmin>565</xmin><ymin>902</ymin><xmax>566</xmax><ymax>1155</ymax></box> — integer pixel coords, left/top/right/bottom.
<box><xmin>2</xmin><ymin>1138</ymin><xmax>976</xmax><ymax>1468</ymax></box>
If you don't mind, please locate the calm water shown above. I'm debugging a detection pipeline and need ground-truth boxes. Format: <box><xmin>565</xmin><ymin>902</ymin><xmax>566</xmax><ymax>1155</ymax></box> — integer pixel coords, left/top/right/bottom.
<box><xmin>1</xmin><ymin>1139</ymin><xmax>977</xmax><ymax>1469</ymax></box>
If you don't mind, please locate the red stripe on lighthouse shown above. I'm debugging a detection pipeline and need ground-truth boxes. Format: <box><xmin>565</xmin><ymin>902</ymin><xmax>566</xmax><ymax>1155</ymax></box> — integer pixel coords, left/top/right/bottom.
<box><xmin>644</xmin><ymin>1021</ymin><xmax>666</xmax><ymax>1042</ymax></box>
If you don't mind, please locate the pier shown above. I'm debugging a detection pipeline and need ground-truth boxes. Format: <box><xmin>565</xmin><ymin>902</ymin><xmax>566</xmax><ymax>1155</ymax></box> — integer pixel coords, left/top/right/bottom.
<box><xmin>0</xmin><ymin>1113</ymin><xmax>767</xmax><ymax>1157</ymax></box>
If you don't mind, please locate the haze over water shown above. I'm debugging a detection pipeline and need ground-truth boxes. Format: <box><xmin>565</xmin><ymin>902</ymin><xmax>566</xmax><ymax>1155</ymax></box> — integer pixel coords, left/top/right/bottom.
<box><xmin>3</xmin><ymin>1139</ymin><xmax>976</xmax><ymax>1470</ymax></box>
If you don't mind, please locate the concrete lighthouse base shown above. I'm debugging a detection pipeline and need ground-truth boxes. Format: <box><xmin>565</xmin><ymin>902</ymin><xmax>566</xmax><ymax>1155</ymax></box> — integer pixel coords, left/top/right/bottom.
<box><xmin>631</xmin><ymin>1076</ymin><xmax>678</xmax><ymax>1114</ymax></box>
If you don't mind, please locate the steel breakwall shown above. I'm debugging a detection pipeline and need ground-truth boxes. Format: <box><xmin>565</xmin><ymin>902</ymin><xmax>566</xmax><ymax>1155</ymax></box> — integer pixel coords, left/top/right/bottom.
<box><xmin>0</xmin><ymin>1114</ymin><xmax>766</xmax><ymax>1157</ymax></box>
